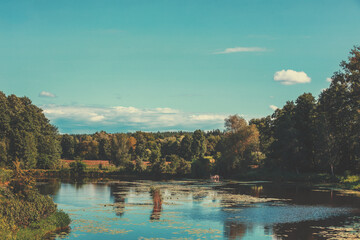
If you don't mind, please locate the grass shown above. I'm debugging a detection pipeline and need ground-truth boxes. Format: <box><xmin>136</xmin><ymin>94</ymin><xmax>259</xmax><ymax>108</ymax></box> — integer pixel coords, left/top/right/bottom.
<box><xmin>0</xmin><ymin>168</ymin><xmax>12</xmax><ymax>184</ymax></box>
<box><xmin>340</xmin><ymin>175</ymin><xmax>360</xmax><ymax>190</ymax></box>
<box><xmin>15</xmin><ymin>210</ymin><xmax>70</xmax><ymax>240</ymax></box>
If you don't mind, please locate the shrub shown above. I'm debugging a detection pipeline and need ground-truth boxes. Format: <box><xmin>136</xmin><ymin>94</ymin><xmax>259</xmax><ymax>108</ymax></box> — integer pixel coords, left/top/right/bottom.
<box><xmin>0</xmin><ymin>169</ymin><xmax>12</xmax><ymax>183</ymax></box>
<box><xmin>0</xmin><ymin>188</ymin><xmax>56</xmax><ymax>228</ymax></box>
<box><xmin>16</xmin><ymin>209</ymin><xmax>71</xmax><ymax>240</ymax></box>
<box><xmin>8</xmin><ymin>161</ymin><xmax>35</xmax><ymax>197</ymax></box>
<box><xmin>69</xmin><ymin>160</ymin><xmax>86</xmax><ymax>176</ymax></box>
<box><xmin>341</xmin><ymin>175</ymin><xmax>360</xmax><ymax>184</ymax></box>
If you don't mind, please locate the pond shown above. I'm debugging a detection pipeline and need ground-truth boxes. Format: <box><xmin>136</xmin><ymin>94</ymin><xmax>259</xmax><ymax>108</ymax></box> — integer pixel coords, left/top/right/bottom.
<box><xmin>37</xmin><ymin>179</ymin><xmax>360</xmax><ymax>239</ymax></box>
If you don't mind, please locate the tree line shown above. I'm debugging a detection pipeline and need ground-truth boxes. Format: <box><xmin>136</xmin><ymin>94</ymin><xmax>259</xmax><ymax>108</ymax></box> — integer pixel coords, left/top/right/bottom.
<box><xmin>0</xmin><ymin>46</ymin><xmax>359</xmax><ymax>177</ymax></box>
<box><xmin>251</xmin><ymin>46</ymin><xmax>360</xmax><ymax>175</ymax></box>
<box><xmin>0</xmin><ymin>93</ymin><xmax>60</xmax><ymax>169</ymax></box>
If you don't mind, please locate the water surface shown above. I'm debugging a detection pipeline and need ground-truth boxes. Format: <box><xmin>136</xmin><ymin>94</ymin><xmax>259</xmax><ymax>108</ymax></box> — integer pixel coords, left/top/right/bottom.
<box><xmin>37</xmin><ymin>179</ymin><xmax>360</xmax><ymax>239</ymax></box>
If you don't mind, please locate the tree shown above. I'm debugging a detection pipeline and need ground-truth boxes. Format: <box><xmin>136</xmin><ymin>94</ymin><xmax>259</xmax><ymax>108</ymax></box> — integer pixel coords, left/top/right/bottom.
<box><xmin>179</xmin><ymin>135</ymin><xmax>192</xmax><ymax>160</ymax></box>
<box><xmin>293</xmin><ymin>93</ymin><xmax>316</xmax><ymax>171</ymax></box>
<box><xmin>110</xmin><ymin>134</ymin><xmax>131</xmax><ymax>167</ymax></box>
<box><xmin>316</xmin><ymin>46</ymin><xmax>360</xmax><ymax>174</ymax></box>
<box><xmin>269</xmin><ymin>101</ymin><xmax>298</xmax><ymax>172</ymax></box>
<box><xmin>249</xmin><ymin>116</ymin><xmax>273</xmax><ymax>160</ymax></box>
<box><xmin>98</xmin><ymin>137</ymin><xmax>111</xmax><ymax>160</ymax></box>
<box><xmin>191</xmin><ymin>130</ymin><xmax>207</xmax><ymax>160</ymax></box>
<box><xmin>217</xmin><ymin>115</ymin><xmax>259</xmax><ymax>175</ymax></box>
<box><xmin>69</xmin><ymin>160</ymin><xmax>86</xmax><ymax>176</ymax></box>
<box><xmin>61</xmin><ymin>134</ymin><xmax>75</xmax><ymax>159</ymax></box>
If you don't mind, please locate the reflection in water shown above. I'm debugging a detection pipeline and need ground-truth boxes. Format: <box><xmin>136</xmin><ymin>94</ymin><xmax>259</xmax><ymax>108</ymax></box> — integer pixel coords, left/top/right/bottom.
<box><xmin>150</xmin><ymin>187</ymin><xmax>162</xmax><ymax>221</ymax></box>
<box><xmin>273</xmin><ymin>221</ymin><xmax>318</xmax><ymax>240</ymax></box>
<box><xmin>37</xmin><ymin>178</ymin><xmax>61</xmax><ymax>196</ymax></box>
<box><xmin>37</xmin><ymin>179</ymin><xmax>360</xmax><ymax>240</ymax></box>
<box><xmin>251</xmin><ymin>185</ymin><xmax>263</xmax><ymax>198</ymax></box>
<box><xmin>110</xmin><ymin>183</ymin><xmax>128</xmax><ymax>217</ymax></box>
<box><xmin>224</xmin><ymin>221</ymin><xmax>247</xmax><ymax>239</ymax></box>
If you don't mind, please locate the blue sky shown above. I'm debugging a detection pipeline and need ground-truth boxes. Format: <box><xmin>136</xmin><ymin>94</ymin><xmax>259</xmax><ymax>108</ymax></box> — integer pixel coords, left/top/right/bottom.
<box><xmin>1</xmin><ymin>0</ymin><xmax>360</xmax><ymax>133</ymax></box>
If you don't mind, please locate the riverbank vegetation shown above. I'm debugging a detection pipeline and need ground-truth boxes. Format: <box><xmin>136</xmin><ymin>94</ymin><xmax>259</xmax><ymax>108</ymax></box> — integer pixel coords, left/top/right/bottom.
<box><xmin>0</xmin><ymin>162</ymin><xmax>70</xmax><ymax>239</ymax></box>
<box><xmin>0</xmin><ymin>47</ymin><xmax>360</xmax><ymax>185</ymax></box>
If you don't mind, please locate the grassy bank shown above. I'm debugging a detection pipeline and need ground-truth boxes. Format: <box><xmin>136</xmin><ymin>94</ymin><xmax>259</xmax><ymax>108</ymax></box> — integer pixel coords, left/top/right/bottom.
<box><xmin>15</xmin><ymin>210</ymin><xmax>70</xmax><ymax>240</ymax></box>
<box><xmin>0</xmin><ymin>165</ymin><xmax>71</xmax><ymax>240</ymax></box>
<box><xmin>31</xmin><ymin>166</ymin><xmax>191</xmax><ymax>180</ymax></box>
<box><xmin>31</xmin><ymin>166</ymin><xmax>360</xmax><ymax>191</ymax></box>
<box><xmin>0</xmin><ymin>168</ymin><xmax>12</xmax><ymax>184</ymax></box>
<box><xmin>0</xmin><ymin>187</ymin><xmax>71</xmax><ymax>240</ymax></box>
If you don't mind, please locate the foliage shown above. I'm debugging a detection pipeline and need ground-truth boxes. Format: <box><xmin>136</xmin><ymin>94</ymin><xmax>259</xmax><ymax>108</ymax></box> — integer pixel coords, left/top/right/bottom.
<box><xmin>248</xmin><ymin>46</ymin><xmax>360</xmax><ymax>176</ymax></box>
<box><xmin>13</xmin><ymin>210</ymin><xmax>70</xmax><ymax>240</ymax></box>
<box><xmin>69</xmin><ymin>160</ymin><xmax>86</xmax><ymax>176</ymax></box>
<box><xmin>0</xmin><ymin>163</ymin><xmax>70</xmax><ymax>238</ymax></box>
<box><xmin>0</xmin><ymin>92</ymin><xmax>60</xmax><ymax>169</ymax></box>
<box><xmin>8</xmin><ymin>160</ymin><xmax>35</xmax><ymax>197</ymax></box>
<box><xmin>340</xmin><ymin>175</ymin><xmax>360</xmax><ymax>184</ymax></box>
<box><xmin>216</xmin><ymin>115</ymin><xmax>260</xmax><ymax>175</ymax></box>
<box><xmin>0</xmin><ymin>168</ymin><xmax>12</xmax><ymax>183</ymax></box>
<box><xmin>2</xmin><ymin>47</ymin><xmax>360</xmax><ymax>179</ymax></box>
<box><xmin>191</xmin><ymin>157</ymin><xmax>211</xmax><ymax>178</ymax></box>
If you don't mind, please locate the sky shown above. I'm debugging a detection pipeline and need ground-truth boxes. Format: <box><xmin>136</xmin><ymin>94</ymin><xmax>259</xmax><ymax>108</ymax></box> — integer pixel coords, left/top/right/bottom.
<box><xmin>1</xmin><ymin>0</ymin><xmax>360</xmax><ymax>133</ymax></box>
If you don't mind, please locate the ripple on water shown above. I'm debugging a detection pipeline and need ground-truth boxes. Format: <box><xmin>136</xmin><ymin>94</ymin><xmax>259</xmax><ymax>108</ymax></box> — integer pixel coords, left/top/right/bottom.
<box><xmin>228</xmin><ymin>205</ymin><xmax>353</xmax><ymax>224</ymax></box>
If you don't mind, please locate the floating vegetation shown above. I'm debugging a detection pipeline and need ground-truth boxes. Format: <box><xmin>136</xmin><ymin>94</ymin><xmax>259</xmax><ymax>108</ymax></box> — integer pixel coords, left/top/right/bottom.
<box><xmin>314</xmin><ymin>226</ymin><xmax>360</xmax><ymax>239</ymax></box>
<box><xmin>138</xmin><ymin>237</ymin><xmax>192</xmax><ymax>240</ymax></box>
<box><xmin>313</xmin><ymin>216</ymin><xmax>360</xmax><ymax>239</ymax></box>
<box><xmin>72</xmin><ymin>219</ymin><xmax>132</xmax><ymax>235</ymax></box>
<box><xmin>47</xmin><ymin>179</ymin><xmax>360</xmax><ymax>239</ymax></box>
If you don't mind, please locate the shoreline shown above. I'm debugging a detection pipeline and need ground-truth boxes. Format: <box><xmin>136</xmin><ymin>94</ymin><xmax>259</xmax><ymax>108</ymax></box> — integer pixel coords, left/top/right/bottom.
<box><xmin>30</xmin><ymin>168</ymin><xmax>360</xmax><ymax>192</ymax></box>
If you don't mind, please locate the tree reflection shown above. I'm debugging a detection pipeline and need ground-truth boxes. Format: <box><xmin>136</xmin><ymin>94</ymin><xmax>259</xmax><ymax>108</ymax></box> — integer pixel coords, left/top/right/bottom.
<box><xmin>251</xmin><ymin>185</ymin><xmax>263</xmax><ymax>198</ymax></box>
<box><xmin>110</xmin><ymin>183</ymin><xmax>128</xmax><ymax>217</ymax></box>
<box><xmin>36</xmin><ymin>178</ymin><xmax>61</xmax><ymax>195</ymax></box>
<box><xmin>150</xmin><ymin>187</ymin><xmax>162</xmax><ymax>221</ymax></box>
<box><xmin>272</xmin><ymin>222</ymin><xmax>316</xmax><ymax>240</ymax></box>
<box><xmin>224</xmin><ymin>221</ymin><xmax>248</xmax><ymax>239</ymax></box>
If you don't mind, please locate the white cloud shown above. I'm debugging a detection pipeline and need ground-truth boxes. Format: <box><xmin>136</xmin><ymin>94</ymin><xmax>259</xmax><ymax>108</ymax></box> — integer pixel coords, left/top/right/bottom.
<box><xmin>42</xmin><ymin>105</ymin><xmax>228</xmax><ymax>133</ymax></box>
<box><xmin>190</xmin><ymin>114</ymin><xmax>226</xmax><ymax>121</ymax></box>
<box><xmin>215</xmin><ymin>47</ymin><xmax>266</xmax><ymax>54</ymax></box>
<box><xmin>326</xmin><ymin>77</ymin><xmax>332</xmax><ymax>83</ymax></box>
<box><xmin>39</xmin><ymin>91</ymin><xmax>56</xmax><ymax>98</ymax></box>
<box><xmin>269</xmin><ymin>105</ymin><xmax>278</xmax><ymax>111</ymax></box>
<box><xmin>274</xmin><ymin>69</ymin><xmax>311</xmax><ymax>85</ymax></box>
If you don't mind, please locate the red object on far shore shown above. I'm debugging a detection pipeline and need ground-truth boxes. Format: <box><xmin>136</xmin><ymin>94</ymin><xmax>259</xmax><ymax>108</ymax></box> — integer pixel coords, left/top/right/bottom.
<box><xmin>61</xmin><ymin>160</ymin><xmax>111</xmax><ymax>167</ymax></box>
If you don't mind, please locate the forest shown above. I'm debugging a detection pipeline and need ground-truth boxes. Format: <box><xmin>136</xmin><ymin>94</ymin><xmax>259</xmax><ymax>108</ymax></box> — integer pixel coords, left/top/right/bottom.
<box><xmin>0</xmin><ymin>46</ymin><xmax>360</xmax><ymax>179</ymax></box>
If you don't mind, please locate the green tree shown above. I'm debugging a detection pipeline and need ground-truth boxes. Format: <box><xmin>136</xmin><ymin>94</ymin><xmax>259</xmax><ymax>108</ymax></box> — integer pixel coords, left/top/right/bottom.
<box><xmin>316</xmin><ymin>46</ymin><xmax>360</xmax><ymax>174</ymax></box>
<box><xmin>191</xmin><ymin>130</ymin><xmax>207</xmax><ymax>160</ymax></box>
<box><xmin>217</xmin><ymin>115</ymin><xmax>259</xmax><ymax>175</ymax></box>
<box><xmin>98</xmin><ymin>137</ymin><xmax>111</xmax><ymax>160</ymax></box>
<box><xmin>249</xmin><ymin>116</ymin><xmax>274</xmax><ymax>160</ymax></box>
<box><xmin>179</xmin><ymin>135</ymin><xmax>192</xmax><ymax>160</ymax></box>
<box><xmin>293</xmin><ymin>93</ymin><xmax>316</xmax><ymax>171</ymax></box>
<box><xmin>69</xmin><ymin>160</ymin><xmax>86</xmax><ymax>176</ymax></box>
<box><xmin>269</xmin><ymin>101</ymin><xmax>298</xmax><ymax>171</ymax></box>
<box><xmin>60</xmin><ymin>134</ymin><xmax>75</xmax><ymax>159</ymax></box>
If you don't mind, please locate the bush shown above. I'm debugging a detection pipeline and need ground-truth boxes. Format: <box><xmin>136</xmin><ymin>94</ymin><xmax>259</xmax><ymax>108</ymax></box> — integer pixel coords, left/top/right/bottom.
<box><xmin>69</xmin><ymin>160</ymin><xmax>86</xmax><ymax>176</ymax></box>
<box><xmin>0</xmin><ymin>169</ymin><xmax>12</xmax><ymax>183</ymax></box>
<box><xmin>0</xmin><ymin>162</ymin><xmax>70</xmax><ymax>239</ymax></box>
<box><xmin>16</xmin><ymin>210</ymin><xmax>71</xmax><ymax>240</ymax></box>
<box><xmin>191</xmin><ymin>157</ymin><xmax>211</xmax><ymax>178</ymax></box>
<box><xmin>341</xmin><ymin>175</ymin><xmax>360</xmax><ymax>184</ymax></box>
<box><xmin>0</xmin><ymin>188</ymin><xmax>56</xmax><ymax>228</ymax></box>
<box><xmin>8</xmin><ymin>161</ymin><xmax>35</xmax><ymax>197</ymax></box>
